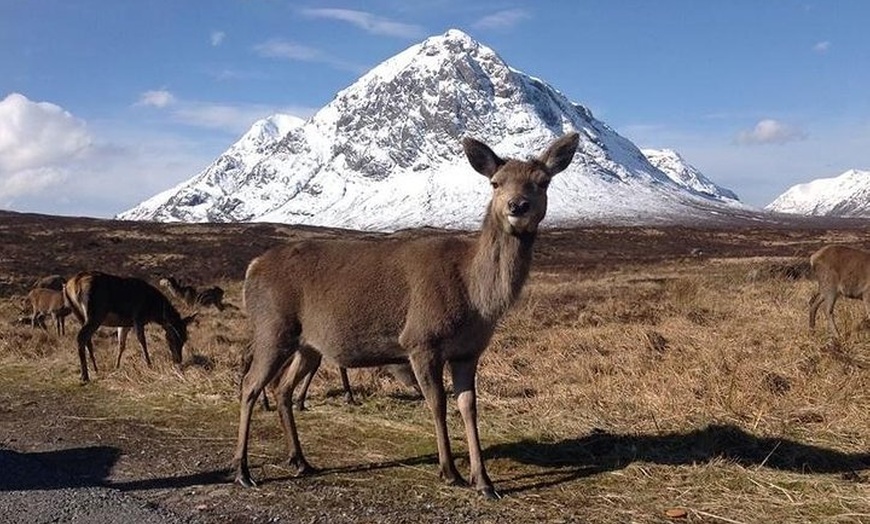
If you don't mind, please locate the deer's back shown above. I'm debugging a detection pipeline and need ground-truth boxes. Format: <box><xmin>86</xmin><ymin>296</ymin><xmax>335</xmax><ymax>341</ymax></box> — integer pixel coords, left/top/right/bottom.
<box><xmin>67</xmin><ymin>272</ymin><xmax>168</xmax><ymax>324</ymax></box>
<box><xmin>811</xmin><ymin>245</ymin><xmax>870</xmax><ymax>297</ymax></box>
<box><xmin>245</xmin><ymin>237</ymin><xmax>477</xmax><ymax>366</ymax></box>
<box><xmin>27</xmin><ymin>288</ymin><xmax>65</xmax><ymax>310</ymax></box>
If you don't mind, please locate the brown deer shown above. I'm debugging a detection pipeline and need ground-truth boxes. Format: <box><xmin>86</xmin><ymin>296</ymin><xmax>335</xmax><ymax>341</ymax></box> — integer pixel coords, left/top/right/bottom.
<box><xmin>159</xmin><ymin>276</ymin><xmax>226</xmax><ymax>311</ymax></box>
<box><xmin>64</xmin><ymin>271</ymin><xmax>196</xmax><ymax>382</ymax></box>
<box><xmin>234</xmin><ymin>132</ymin><xmax>579</xmax><ymax>499</ymax></box>
<box><xmin>26</xmin><ymin>287</ymin><xmax>71</xmax><ymax>335</ymax></box>
<box><xmin>809</xmin><ymin>244</ymin><xmax>870</xmax><ymax>338</ymax></box>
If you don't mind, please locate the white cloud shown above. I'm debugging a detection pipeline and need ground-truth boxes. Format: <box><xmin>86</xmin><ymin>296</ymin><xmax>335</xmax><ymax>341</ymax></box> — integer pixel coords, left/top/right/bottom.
<box><xmin>211</xmin><ymin>30</ymin><xmax>226</xmax><ymax>47</ymax></box>
<box><xmin>0</xmin><ymin>167</ymin><xmax>68</xmax><ymax>202</ymax></box>
<box><xmin>472</xmin><ymin>8</ymin><xmax>531</xmax><ymax>30</ymax></box>
<box><xmin>813</xmin><ymin>41</ymin><xmax>831</xmax><ymax>53</ymax></box>
<box><xmin>133</xmin><ymin>90</ymin><xmax>314</xmax><ymax>134</ymax></box>
<box><xmin>254</xmin><ymin>39</ymin><xmax>326</xmax><ymax>61</ymax></box>
<box><xmin>736</xmin><ymin>119</ymin><xmax>806</xmax><ymax>145</ymax></box>
<box><xmin>300</xmin><ymin>8</ymin><xmax>425</xmax><ymax>38</ymax></box>
<box><xmin>253</xmin><ymin>39</ymin><xmax>364</xmax><ymax>72</ymax></box>
<box><xmin>0</xmin><ymin>93</ymin><xmax>91</xmax><ymax>200</ymax></box>
<box><xmin>136</xmin><ymin>89</ymin><xmax>176</xmax><ymax>108</ymax></box>
<box><xmin>172</xmin><ymin>103</ymin><xmax>301</xmax><ymax>133</ymax></box>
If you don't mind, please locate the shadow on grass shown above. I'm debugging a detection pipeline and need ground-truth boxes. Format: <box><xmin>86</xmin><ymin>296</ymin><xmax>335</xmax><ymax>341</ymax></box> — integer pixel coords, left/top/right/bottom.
<box><xmin>0</xmin><ymin>446</ymin><xmax>121</xmax><ymax>491</ymax></box>
<box><xmin>485</xmin><ymin>423</ymin><xmax>870</xmax><ymax>495</ymax></box>
<box><xmin>19</xmin><ymin>424</ymin><xmax>865</xmax><ymax>496</ymax></box>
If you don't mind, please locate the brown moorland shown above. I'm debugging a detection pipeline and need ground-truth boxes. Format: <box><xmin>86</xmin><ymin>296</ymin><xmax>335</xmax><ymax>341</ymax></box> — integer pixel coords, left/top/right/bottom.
<box><xmin>0</xmin><ymin>209</ymin><xmax>868</xmax><ymax>523</ymax></box>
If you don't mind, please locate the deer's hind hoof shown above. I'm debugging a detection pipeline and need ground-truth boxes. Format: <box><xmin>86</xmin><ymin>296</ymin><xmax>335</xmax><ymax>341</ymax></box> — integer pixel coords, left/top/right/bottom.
<box><xmin>440</xmin><ymin>471</ymin><xmax>469</xmax><ymax>488</ymax></box>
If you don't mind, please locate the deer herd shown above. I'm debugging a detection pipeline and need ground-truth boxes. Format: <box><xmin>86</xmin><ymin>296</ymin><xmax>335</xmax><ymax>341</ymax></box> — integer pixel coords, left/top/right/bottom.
<box><xmin>11</xmin><ymin>133</ymin><xmax>870</xmax><ymax>500</ymax></box>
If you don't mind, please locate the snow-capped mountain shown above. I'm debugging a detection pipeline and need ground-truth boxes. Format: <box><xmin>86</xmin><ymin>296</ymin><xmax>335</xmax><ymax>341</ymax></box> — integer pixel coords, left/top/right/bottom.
<box><xmin>642</xmin><ymin>149</ymin><xmax>739</xmax><ymax>202</ymax></box>
<box><xmin>766</xmin><ymin>169</ymin><xmax>870</xmax><ymax>217</ymax></box>
<box><xmin>119</xmin><ymin>29</ymin><xmax>744</xmax><ymax>231</ymax></box>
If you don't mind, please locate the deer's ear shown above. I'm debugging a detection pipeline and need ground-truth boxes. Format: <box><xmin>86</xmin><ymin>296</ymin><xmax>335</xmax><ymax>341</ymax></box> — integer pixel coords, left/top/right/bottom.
<box><xmin>539</xmin><ymin>132</ymin><xmax>579</xmax><ymax>176</ymax></box>
<box><xmin>463</xmin><ymin>137</ymin><xmax>505</xmax><ymax>179</ymax></box>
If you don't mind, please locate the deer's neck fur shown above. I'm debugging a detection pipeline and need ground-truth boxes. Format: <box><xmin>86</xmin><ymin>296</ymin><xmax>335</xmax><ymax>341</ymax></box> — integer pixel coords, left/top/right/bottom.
<box><xmin>465</xmin><ymin>205</ymin><xmax>536</xmax><ymax>321</ymax></box>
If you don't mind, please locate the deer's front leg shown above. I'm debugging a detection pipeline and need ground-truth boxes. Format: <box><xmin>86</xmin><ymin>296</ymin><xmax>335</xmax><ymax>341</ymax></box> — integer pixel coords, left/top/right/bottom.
<box><xmin>451</xmin><ymin>357</ymin><xmax>498</xmax><ymax>499</ymax></box>
<box><xmin>409</xmin><ymin>349</ymin><xmax>465</xmax><ymax>487</ymax></box>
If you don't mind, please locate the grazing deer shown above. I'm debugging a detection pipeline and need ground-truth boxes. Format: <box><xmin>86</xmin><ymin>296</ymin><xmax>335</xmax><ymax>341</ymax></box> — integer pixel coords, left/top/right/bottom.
<box><xmin>64</xmin><ymin>271</ymin><xmax>196</xmax><ymax>382</ymax></box>
<box><xmin>159</xmin><ymin>276</ymin><xmax>227</xmax><ymax>311</ymax></box>
<box><xmin>26</xmin><ymin>288</ymin><xmax>71</xmax><ymax>335</ymax></box>
<box><xmin>234</xmin><ymin>132</ymin><xmax>579</xmax><ymax>499</ymax></box>
<box><xmin>809</xmin><ymin>245</ymin><xmax>870</xmax><ymax>338</ymax></box>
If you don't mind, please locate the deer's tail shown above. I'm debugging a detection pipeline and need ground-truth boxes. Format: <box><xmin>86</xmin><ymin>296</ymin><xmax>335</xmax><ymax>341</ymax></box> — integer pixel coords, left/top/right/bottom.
<box><xmin>63</xmin><ymin>280</ymin><xmax>87</xmax><ymax>325</ymax></box>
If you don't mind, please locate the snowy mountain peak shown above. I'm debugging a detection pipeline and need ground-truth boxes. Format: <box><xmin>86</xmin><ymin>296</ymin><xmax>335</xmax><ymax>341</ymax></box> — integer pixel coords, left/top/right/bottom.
<box><xmin>642</xmin><ymin>148</ymin><xmax>739</xmax><ymax>202</ymax></box>
<box><xmin>766</xmin><ymin>169</ymin><xmax>870</xmax><ymax>217</ymax></box>
<box><xmin>119</xmin><ymin>30</ymin><xmax>746</xmax><ymax>230</ymax></box>
<box><xmin>231</xmin><ymin>114</ymin><xmax>304</xmax><ymax>154</ymax></box>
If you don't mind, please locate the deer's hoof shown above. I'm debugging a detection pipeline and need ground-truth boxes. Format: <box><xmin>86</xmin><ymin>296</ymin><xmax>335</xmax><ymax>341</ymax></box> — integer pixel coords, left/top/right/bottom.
<box><xmin>234</xmin><ymin>473</ymin><xmax>257</xmax><ymax>488</ymax></box>
<box><xmin>440</xmin><ymin>471</ymin><xmax>469</xmax><ymax>488</ymax></box>
<box><xmin>288</xmin><ymin>456</ymin><xmax>317</xmax><ymax>476</ymax></box>
<box><xmin>479</xmin><ymin>486</ymin><xmax>501</xmax><ymax>500</ymax></box>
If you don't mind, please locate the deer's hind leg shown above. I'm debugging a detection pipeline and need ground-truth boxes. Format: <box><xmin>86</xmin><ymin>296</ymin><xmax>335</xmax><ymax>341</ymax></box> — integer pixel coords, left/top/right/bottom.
<box><xmin>293</xmin><ymin>358</ymin><xmax>320</xmax><ymax>411</ymax></box>
<box><xmin>133</xmin><ymin>322</ymin><xmax>152</xmax><ymax>367</ymax></box>
<box><xmin>76</xmin><ymin>321</ymin><xmax>101</xmax><ymax>383</ymax></box>
<box><xmin>234</xmin><ymin>324</ymin><xmax>299</xmax><ymax>488</ymax></box>
<box><xmin>822</xmin><ymin>291</ymin><xmax>841</xmax><ymax>338</ymax></box>
<box><xmin>115</xmin><ymin>327</ymin><xmax>130</xmax><ymax>368</ymax></box>
<box><xmin>809</xmin><ymin>292</ymin><xmax>823</xmax><ymax>330</ymax></box>
<box><xmin>274</xmin><ymin>345</ymin><xmax>322</xmax><ymax>474</ymax></box>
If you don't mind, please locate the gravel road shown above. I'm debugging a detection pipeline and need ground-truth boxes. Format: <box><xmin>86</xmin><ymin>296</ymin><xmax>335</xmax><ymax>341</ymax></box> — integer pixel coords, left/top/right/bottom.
<box><xmin>0</xmin><ymin>447</ymin><xmax>200</xmax><ymax>524</ymax></box>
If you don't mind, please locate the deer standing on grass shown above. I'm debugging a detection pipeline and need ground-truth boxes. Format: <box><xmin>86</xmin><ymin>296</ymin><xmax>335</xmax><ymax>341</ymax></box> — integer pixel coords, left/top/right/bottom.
<box><xmin>234</xmin><ymin>132</ymin><xmax>579</xmax><ymax>499</ymax></box>
<box><xmin>159</xmin><ymin>276</ymin><xmax>226</xmax><ymax>311</ymax></box>
<box><xmin>26</xmin><ymin>288</ymin><xmax>71</xmax><ymax>335</ymax></box>
<box><xmin>64</xmin><ymin>271</ymin><xmax>196</xmax><ymax>382</ymax></box>
<box><xmin>809</xmin><ymin>245</ymin><xmax>870</xmax><ymax>338</ymax></box>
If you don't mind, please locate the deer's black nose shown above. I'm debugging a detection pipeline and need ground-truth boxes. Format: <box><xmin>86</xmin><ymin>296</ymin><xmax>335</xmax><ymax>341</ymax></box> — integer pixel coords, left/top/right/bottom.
<box><xmin>508</xmin><ymin>199</ymin><xmax>530</xmax><ymax>216</ymax></box>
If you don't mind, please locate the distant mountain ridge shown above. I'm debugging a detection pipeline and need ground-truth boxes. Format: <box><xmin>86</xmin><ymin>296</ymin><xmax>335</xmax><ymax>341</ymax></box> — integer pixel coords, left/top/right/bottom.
<box><xmin>119</xmin><ymin>29</ymin><xmax>744</xmax><ymax>231</ymax></box>
<box><xmin>641</xmin><ymin>149</ymin><xmax>739</xmax><ymax>202</ymax></box>
<box><xmin>766</xmin><ymin>169</ymin><xmax>870</xmax><ymax>217</ymax></box>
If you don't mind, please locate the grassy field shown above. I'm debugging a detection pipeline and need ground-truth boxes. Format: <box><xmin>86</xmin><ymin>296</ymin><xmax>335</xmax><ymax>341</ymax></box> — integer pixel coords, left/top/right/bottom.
<box><xmin>0</xmin><ymin>212</ymin><xmax>868</xmax><ymax>523</ymax></box>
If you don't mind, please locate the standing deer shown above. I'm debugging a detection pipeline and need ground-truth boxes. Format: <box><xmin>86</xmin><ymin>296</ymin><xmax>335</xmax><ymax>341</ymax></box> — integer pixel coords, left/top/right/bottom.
<box><xmin>809</xmin><ymin>244</ymin><xmax>870</xmax><ymax>338</ymax></box>
<box><xmin>64</xmin><ymin>271</ymin><xmax>196</xmax><ymax>382</ymax></box>
<box><xmin>26</xmin><ymin>288</ymin><xmax>71</xmax><ymax>335</ymax></box>
<box><xmin>234</xmin><ymin>132</ymin><xmax>579</xmax><ymax>499</ymax></box>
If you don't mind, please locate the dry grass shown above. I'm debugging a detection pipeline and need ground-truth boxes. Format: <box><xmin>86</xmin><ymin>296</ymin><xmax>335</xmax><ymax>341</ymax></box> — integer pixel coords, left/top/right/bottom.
<box><xmin>1</xmin><ymin>224</ymin><xmax>868</xmax><ymax>523</ymax></box>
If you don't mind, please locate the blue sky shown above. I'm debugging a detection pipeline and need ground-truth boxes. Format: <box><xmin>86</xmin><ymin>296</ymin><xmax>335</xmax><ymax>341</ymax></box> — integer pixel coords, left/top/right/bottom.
<box><xmin>1</xmin><ymin>1</ymin><xmax>868</xmax><ymax>217</ymax></box>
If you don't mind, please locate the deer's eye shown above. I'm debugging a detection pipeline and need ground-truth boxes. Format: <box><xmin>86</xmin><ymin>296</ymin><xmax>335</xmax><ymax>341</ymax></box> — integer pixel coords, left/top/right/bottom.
<box><xmin>490</xmin><ymin>181</ymin><xmax>499</xmax><ymax>189</ymax></box>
